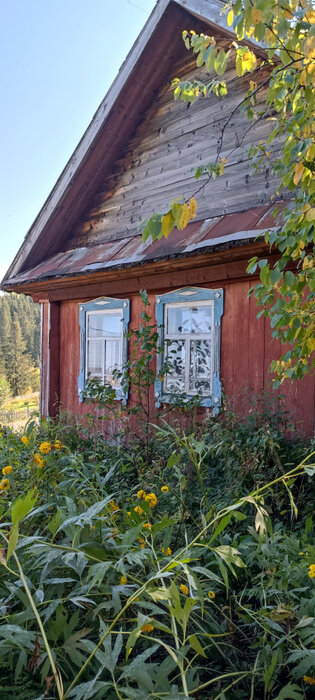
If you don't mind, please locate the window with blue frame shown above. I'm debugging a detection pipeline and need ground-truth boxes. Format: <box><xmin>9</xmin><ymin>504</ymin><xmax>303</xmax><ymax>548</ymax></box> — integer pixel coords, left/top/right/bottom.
<box><xmin>78</xmin><ymin>297</ymin><xmax>130</xmax><ymax>402</ymax></box>
<box><xmin>155</xmin><ymin>287</ymin><xmax>223</xmax><ymax>411</ymax></box>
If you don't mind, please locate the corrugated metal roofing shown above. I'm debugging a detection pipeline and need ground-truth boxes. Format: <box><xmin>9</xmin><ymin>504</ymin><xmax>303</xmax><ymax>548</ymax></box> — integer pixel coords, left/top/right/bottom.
<box><xmin>3</xmin><ymin>202</ymin><xmax>286</xmax><ymax>288</ymax></box>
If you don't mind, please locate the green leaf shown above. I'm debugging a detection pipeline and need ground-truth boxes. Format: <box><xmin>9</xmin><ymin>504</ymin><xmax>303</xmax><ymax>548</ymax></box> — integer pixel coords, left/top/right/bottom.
<box><xmin>187</xmin><ymin>633</ymin><xmax>207</xmax><ymax>658</ymax></box>
<box><xmin>272</xmin><ymin>684</ymin><xmax>303</xmax><ymax>700</ymax></box>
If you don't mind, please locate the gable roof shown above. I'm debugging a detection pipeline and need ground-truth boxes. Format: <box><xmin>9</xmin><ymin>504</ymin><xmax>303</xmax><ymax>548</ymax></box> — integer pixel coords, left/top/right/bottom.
<box><xmin>2</xmin><ymin>0</ymin><xmax>265</xmax><ymax>289</ymax></box>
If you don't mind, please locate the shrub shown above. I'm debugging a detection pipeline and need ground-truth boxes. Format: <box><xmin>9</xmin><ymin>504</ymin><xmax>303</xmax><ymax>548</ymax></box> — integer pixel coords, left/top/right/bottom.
<box><xmin>0</xmin><ymin>418</ymin><xmax>314</xmax><ymax>699</ymax></box>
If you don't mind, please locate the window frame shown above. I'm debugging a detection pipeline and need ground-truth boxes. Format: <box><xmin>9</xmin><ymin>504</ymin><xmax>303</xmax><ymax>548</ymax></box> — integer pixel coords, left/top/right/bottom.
<box><xmin>78</xmin><ymin>296</ymin><xmax>130</xmax><ymax>403</ymax></box>
<box><xmin>155</xmin><ymin>287</ymin><xmax>223</xmax><ymax>411</ymax></box>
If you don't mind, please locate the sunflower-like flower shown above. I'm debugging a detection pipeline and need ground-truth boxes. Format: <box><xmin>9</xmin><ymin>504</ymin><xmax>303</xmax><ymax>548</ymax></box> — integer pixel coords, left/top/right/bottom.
<box><xmin>21</xmin><ymin>435</ymin><xmax>30</xmax><ymax>446</ymax></box>
<box><xmin>134</xmin><ymin>505</ymin><xmax>144</xmax><ymax>515</ymax></box>
<box><xmin>208</xmin><ymin>590</ymin><xmax>215</xmax><ymax>599</ymax></box>
<box><xmin>308</xmin><ymin>564</ymin><xmax>315</xmax><ymax>578</ymax></box>
<box><xmin>137</xmin><ymin>489</ymin><xmax>146</xmax><ymax>499</ymax></box>
<box><xmin>162</xmin><ymin>546</ymin><xmax>172</xmax><ymax>556</ymax></box>
<box><xmin>145</xmin><ymin>492</ymin><xmax>157</xmax><ymax>507</ymax></box>
<box><xmin>179</xmin><ymin>584</ymin><xmax>189</xmax><ymax>595</ymax></box>
<box><xmin>161</xmin><ymin>485</ymin><xmax>169</xmax><ymax>493</ymax></box>
<box><xmin>120</xmin><ymin>575</ymin><xmax>127</xmax><ymax>585</ymax></box>
<box><xmin>143</xmin><ymin>522</ymin><xmax>152</xmax><ymax>530</ymax></box>
<box><xmin>0</xmin><ymin>478</ymin><xmax>10</xmax><ymax>491</ymax></box>
<box><xmin>39</xmin><ymin>442</ymin><xmax>51</xmax><ymax>454</ymax></box>
<box><xmin>141</xmin><ymin>621</ymin><xmax>154</xmax><ymax>633</ymax></box>
<box><xmin>2</xmin><ymin>465</ymin><xmax>13</xmax><ymax>475</ymax></box>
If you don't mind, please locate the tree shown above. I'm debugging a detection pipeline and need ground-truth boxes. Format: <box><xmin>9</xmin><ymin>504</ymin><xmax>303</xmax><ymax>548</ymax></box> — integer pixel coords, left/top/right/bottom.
<box><xmin>0</xmin><ymin>376</ymin><xmax>11</xmax><ymax>409</ymax></box>
<box><xmin>5</xmin><ymin>317</ymin><xmax>32</xmax><ymax>396</ymax></box>
<box><xmin>142</xmin><ymin>0</ymin><xmax>315</xmax><ymax>386</ymax></box>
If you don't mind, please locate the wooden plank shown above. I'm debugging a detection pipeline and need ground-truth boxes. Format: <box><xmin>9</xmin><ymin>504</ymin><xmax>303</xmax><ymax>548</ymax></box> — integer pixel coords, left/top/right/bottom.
<box><xmin>48</xmin><ymin>302</ymin><xmax>60</xmax><ymax>417</ymax></box>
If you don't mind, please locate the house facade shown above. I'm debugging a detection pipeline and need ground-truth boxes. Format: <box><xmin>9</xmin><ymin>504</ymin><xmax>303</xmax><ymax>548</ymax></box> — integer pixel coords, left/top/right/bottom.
<box><xmin>2</xmin><ymin>0</ymin><xmax>314</xmax><ymax>436</ymax></box>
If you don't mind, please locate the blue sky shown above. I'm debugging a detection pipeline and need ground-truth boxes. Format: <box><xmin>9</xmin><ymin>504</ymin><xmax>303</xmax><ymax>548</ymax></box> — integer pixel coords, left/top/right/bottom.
<box><xmin>0</xmin><ymin>0</ymin><xmax>156</xmax><ymax>281</ymax></box>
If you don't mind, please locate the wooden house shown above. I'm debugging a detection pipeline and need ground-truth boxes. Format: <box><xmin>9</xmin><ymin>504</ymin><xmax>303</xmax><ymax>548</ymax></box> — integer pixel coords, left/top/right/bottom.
<box><xmin>2</xmin><ymin>0</ymin><xmax>314</xmax><ymax>436</ymax></box>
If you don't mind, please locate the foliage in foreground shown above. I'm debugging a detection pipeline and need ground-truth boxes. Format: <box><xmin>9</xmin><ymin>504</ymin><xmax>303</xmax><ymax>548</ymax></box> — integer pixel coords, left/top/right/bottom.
<box><xmin>0</xmin><ymin>412</ymin><xmax>314</xmax><ymax>699</ymax></box>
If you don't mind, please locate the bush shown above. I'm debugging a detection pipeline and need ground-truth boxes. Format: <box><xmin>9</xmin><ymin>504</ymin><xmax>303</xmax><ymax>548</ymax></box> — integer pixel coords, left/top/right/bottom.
<box><xmin>0</xmin><ymin>416</ymin><xmax>314</xmax><ymax>699</ymax></box>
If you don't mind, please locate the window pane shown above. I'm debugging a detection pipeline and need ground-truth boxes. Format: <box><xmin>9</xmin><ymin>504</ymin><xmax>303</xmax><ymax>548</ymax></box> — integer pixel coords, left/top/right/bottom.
<box><xmin>189</xmin><ymin>378</ymin><xmax>211</xmax><ymax>394</ymax></box>
<box><xmin>105</xmin><ymin>340</ymin><xmax>121</xmax><ymax>387</ymax></box>
<box><xmin>167</xmin><ymin>305</ymin><xmax>212</xmax><ymax>334</ymax></box>
<box><xmin>189</xmin><ymin>340</ymin><xmax>211</xmax><ymax>394</ymax></box>
<box><xmin>88</xmin><ymin>313</ymin><xmax>121</xmax><ymax>337</ymax></box>
<box><xmin>164</xmin><ymin>376</ymin><xmax>185</xmax><ymax>393</ymax></box>
<box><xmin>164</xmin><ymin>340</ymin><xmax>185</xmax><ymax>392</ymax></box>
<box><xmin>87</xmin><ymin>340</ymin><xmax>103</xmax><ymax>377</ymax></box>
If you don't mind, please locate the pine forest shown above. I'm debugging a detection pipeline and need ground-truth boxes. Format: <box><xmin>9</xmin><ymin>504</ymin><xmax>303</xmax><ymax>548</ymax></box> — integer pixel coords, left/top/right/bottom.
<box><xmin>0</xmin><ymin>293</ymin><xmax>40</xmax><ymax>406</ymax></box>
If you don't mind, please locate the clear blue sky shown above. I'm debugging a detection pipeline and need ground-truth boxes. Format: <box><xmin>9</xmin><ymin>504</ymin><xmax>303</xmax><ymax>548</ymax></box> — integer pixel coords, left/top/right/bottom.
<box><xmin>0</xmin><ymin>0</ymin><xmax>156</xmax><ymax>281</ymax></box>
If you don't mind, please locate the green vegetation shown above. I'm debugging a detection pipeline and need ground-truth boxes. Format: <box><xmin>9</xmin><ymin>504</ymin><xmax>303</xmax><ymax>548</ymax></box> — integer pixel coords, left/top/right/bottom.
<box><xmin>0</xmin><ymin>293</ymin><xmax>40</xmax><ymax>398</ymax></box>
<box><xmin>0</xmin><ymin>407</ymin><xmax>314</xmax><ymax>699</ymax></box>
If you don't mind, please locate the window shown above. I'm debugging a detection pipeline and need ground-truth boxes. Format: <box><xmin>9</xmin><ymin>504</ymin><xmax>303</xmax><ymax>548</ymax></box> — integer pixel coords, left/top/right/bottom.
<box><xmin>155</xmin><ymin>287</ymin><xmax>223</xmax><ymax>411</ymax></box>
<box><xmin>78</xmin><ymin>297</ymin><xmax>130</xmax><ymax>402</ymax></box>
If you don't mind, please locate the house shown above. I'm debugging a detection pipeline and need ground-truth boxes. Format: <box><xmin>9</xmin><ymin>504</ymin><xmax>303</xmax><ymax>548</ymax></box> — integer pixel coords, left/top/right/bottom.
<box><xmin>2</xmin><ymin>0</ymin><xmax>314</xmax><ymax>437</ymax></box>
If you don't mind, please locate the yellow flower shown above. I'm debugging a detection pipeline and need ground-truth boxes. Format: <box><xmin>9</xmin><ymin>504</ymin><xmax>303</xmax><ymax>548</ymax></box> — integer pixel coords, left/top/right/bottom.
<box><xmin>53</xmin><ymin>440</ymin><xmax>64</xmax><ymax>450</ymax></box>
<box><xmin>143</xmin><ymin>522</ymin><xmax>152</xmax><ymax>530</ymax></box>
<box><xmin>162</xmin><ymin>546</ymin><xmax>172</xmax><ymax>556</ymax></box>
<box><xmin>138</xmin><ymin>537</ymin><xmax>146</xmax><ymax>549</ymax></box>
<box><xmin>21</xmin><ymin>435</ymin><xmax>30</xmax><ymax>446</ymax></box>
<box><xmin>120</xmin><ymin>576</ymin><xmax>127</xmax><ymax>585</ymax></box>
<box><xmin>34</xmin><ymin>453</ymin><xmax>45</xmax><ymax>468</ymax></box>
<box><xmin>137</xmin><ymin>489</ymin><xmax>146</xmax><ymax>499</ymax></box>
<box><xmin>179</xmin><ymin>584</ymin><xmax>189</xmax><ymax>595</ymax></box>
<box><xmin>161</xmin><ymin>485</ymin><xmax>169</xmax><ymax>493</ymax></box>
<box><xmin>2</xmin><ymin>465</ymin><xmax>13</xmax><ymax>475</ymax></box>
<box><xmin>134</xmin><ymin>505</ymin><xmax>143</xmax><ymax>515</ymax></box>
<box><xmin>145</xmin><ymin>492</ymin><xmax>157</xmax><ymax>507</ymax></box>
<box><xmin>308</xmin><ymin>570</ymin><xmax>315</xmax><ymax>578</ymax></box>
<box><xmin>9</xmin><ymin>447</ymin><xmax>14</xmax><ymax>452</ymax></box>
<box><xmin>127</xmin><ymin>511</ymin><xmax>131</xmax><ymax>517</ymax></box>
<box><xmin>109</xmin><ymin>500</ymin><xmax>119</xmax><ymax>512</ymax></box>
<box><xmin>39</xmin><ymin>442</ymin><xmax>51</xmax><ymax>454</ymax></box>
<box><xmin>304</xmin><ymin>676</ymin><xmax>315</xmax><ymax>685</ymax></box>
<box><xmin>141</xmin><ymin>622</ymin><xmax>154</xmax><ymax>633</ymax></box>
<box><xmin>208</xmin><ymin>590</ymin><xmax>215</xmax><ymax>599</ymax></box>
<box><xmin>309</xmin><ymin>564</ymin><xmax>315</xmax><ymax>571</ymax></box>
<box><xmin>0</xmin><ymin>478</ymin><xmax>10</xmax><ymax>491</ymax></box>
<box><xmin>299</xmin><ymin>552</ymin><xmax>304</xmax><ymax>555</ymax></box>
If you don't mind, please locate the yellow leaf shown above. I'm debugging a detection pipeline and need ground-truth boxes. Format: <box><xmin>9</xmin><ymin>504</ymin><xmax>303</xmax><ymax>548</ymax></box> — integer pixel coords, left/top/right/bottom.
<box><xmin>219</xmin><ymin>161</ymin><xmax>225</xmax><ymax>176</ymax></box>
<box><xmin>305</xmin><ymin>10</ymin><xmax>315</xmax><ymax>24</ymax></box>
<box><xmin>249</xmin><ymin>80</ymin><xmax>257</xmax><ymax>91</ymax></box>
<box><xmin>161</xmin><ymin>211</ymin><xmax>175</xmax><ymax>238</ymax></box>
<box><xmin>227</xmin><ymin>10</ymin><xmax>234</xmax><ymax>26</ymax></box>
<box><xmin>305</xmin><ymin>207</ymin><xmax>315</xmax><ymax>221</ymax></box>
<box><xmin>293</xmin><ymin>162</ymin><xmax>304</xmax><ymax>186</ymax></box>
<box><xmin>178</xmin><ymin>203</ymin><xmax>190</xmax><ymax>230</ymax></box>
<box><xmin>251</xmin><ymin>8</ymin><xmax>263</xmax><ymax>24</ymax></box>
<box><xmin>188</xmin><ymin>197</ymin><xmax>197</xmax><ymax>220</ymax></box>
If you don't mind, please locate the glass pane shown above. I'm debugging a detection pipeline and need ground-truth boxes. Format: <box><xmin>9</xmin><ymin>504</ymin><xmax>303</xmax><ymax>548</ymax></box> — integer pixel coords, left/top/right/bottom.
<box><xmin>87</xmin><ymin>340</ymin><xmax>103</xmax><ymax>377</ymax></box>
<box><xmin>189</xmin><ymin>378</ymin><xmax>211</xmax><ymax>394</ymax></box>
<box><xmin>190</xmin><ymin>339</ymin><xmax>211</xmax><ymax>378</ymax></box>
<box><xmin>164</xmin><ymin>376</ymin><xmax>185</xmax><ymax>393</ymax></box>
<box><xmin>167</xmin><ymin>305</ymin><xmax>212</xmax><ymax>334</ymax></box>
<box><xmin>105</xmin><ymin>340</ymin><xmax>121</xmax><ymax>387</ymax></box>
<box><xmin>88</xmin><ymin>313</ymin><xmax>121</xmax><ymax>338</ymax></box>
<box><xmin>165</xmin><ymin>340</ymin><xmax>185</xmax><ymax>376</ymax></box>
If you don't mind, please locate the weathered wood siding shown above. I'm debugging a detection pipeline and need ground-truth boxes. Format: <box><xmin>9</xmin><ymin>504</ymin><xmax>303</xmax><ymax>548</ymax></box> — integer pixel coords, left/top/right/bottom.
<box><xmin>67</xmin><ymin>42</ymin><xmax>280</xmax><ymax>249</ymax></box>
<box><xmin>57</xmin><ymin>278</ymin><xmax>315</xmax><ymax>438</ymax></box>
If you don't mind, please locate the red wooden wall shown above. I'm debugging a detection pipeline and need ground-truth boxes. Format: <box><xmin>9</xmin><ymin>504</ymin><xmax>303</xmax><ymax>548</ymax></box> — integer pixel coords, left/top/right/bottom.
<box><xmin>55</xmin><ymin>279</ymin><xmax>314</xmax><ymax>438</ymax></box>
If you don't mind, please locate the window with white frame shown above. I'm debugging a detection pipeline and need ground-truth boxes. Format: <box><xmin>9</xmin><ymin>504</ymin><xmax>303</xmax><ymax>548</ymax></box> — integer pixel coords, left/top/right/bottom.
<box><xmin>155</xmin><ymin>287</ymin><xmax>223</xmax><ymax>410</ymax></box>
<box><xmin>78</xmin><ymin>297</ymin><xmax>130</xmax><ymax>402</ymax></box>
